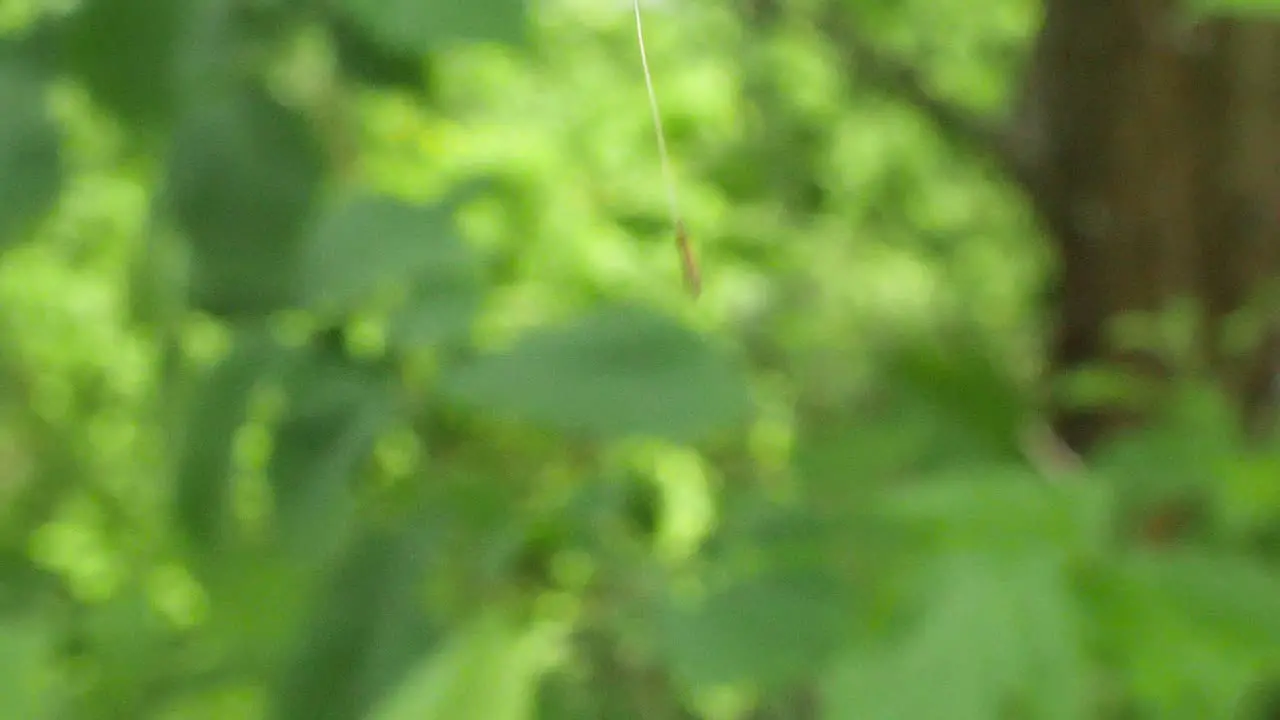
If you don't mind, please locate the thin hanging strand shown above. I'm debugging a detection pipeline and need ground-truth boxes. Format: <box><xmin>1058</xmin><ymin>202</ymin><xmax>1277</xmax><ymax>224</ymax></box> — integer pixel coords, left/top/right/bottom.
<box><xmin>633</xmin><ymin>0</ymin><xmax>701</xmax><ymax>296</ymax></box>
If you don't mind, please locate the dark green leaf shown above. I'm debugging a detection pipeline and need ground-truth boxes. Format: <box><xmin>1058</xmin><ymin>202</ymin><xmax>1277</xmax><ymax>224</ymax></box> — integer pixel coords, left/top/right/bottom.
<box><xmin>66</xmin><ymin>0</ymin><xmax>192</xmax><ymax>129</ymax></box>
<box><xmin>661</xmin><ymin>569</ymin><xmax>853</xmax><ymax>691</ymax></box>
<box><xmin>336</xmin><ymin>0</ymin><xmax>525</xmax><ymax>54</ymax></box>
<box><xmin>327</xmin><ymin>11</ymin><xmax>431</xmax><ymax>94</ymax></box>
<box><xmin>163</xmin><ymin>85</ymin><xmax>325</xmax><ymax>317</ymax></box>
<box><xmin>885</xmin><ymin>332</ymin><xmax>1029</xmax><ymax>460</ymax></box>
<box><xmin>0</xmin><ymin>48</ymin><xmax>61</xmax><ymax>251</ymax></box>
<box><xmin>0</xmin><ymin>552</ymin><xmax>57</xmax><ymax>614</ymax></box>
<box><xmin>442</xmin><ymin>306</ymin><xmax>751</xmax><ymax>442</ymax></box>
<box><xmin>268</xmin><ymin>350</ymin><xmax>397</xmax><ymax>566</ymax></box>
<box><xmin>272</xmin><ymin>523</ymin><xmax>440</xmax><ymax>720</ymax></box>
<box><xmin>173</xmin><ymin>332</ymin><xmax>290</xmax><ymax>557</ymax></box>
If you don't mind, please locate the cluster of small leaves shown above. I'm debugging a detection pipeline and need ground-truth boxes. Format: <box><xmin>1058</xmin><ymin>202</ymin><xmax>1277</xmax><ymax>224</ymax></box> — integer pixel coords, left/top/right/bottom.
<box><xmin>2</xmin><ymin>0</ymin><xmax>1280</xmax><ymax>719</ymax></box>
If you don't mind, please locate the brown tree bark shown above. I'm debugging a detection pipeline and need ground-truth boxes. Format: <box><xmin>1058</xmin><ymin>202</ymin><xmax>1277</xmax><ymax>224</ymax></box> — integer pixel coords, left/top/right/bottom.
<box><xmin>1018</xmin><ymin>0</ymin><xmax>1280</xmax><ymax>452</ymax></box>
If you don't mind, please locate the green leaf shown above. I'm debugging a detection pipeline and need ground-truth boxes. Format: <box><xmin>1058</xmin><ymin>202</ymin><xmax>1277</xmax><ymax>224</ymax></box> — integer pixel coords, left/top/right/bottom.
<box><xmin>1089</xmin><ymin>550</ymin><xmax>1280</xmax><ymax>717</ymax></box>
<box><xmin>65</xmin><ymin>0</ymin><xmax>190</xmax><ymax>129</ymax></box>
<box><xmin>336</xmin><ymin>0</ymin><xmax>525</xmax><ymax>54</ymax></box>
<box><xmin>76</xmin><ymin>589</ymin><xmax>170</xmax><ymax>715</ymax></box>
<box><xmin>302</xmin><ymin>194</ymin><xmax>481</xmax><ymax>348</ymax></box>
<box><xmin>268</xmin><ymin>350</ymin><xmax>398</xmax><ymax>566</ymax></box>
<box><xmin>822</xmin><ymin>554</ymin><xmax>1089</xmax><ymax>720</ymax></box>
<box><xmin>327</xmin><ymin>10</ymin><xmax>431</xmax><ymax>94</ymax></box>
<box><xmin>273</xmin><ymin>523</ymin><xmax>440</xmax><ymax>720</ymax></box>
<box><xmin>388</xmin><ymin>274</ymin><xmax>481</xmax><ymax>350</ymax></box>
<box><xmin>0</xmin><ymin>47</ymin><xmax>61</xmax><ymax>251</ymax></box>
<box><xmin>877</xmin><ymin>469</ymin><xmax>1114</xmax><ymax>558</ymax></box>
<box><xmin>163</xmin><ymin>84</ymin><xmax>325</xmax><ymax>317</ymax></box>
<box><xmin>0</xmin><ymin>612</ymin><xmax>54</xmax><ymax>718</ymax></box>
<box><xmin>885</xmin><ymin>332</ymin><xmax>1028</xmax><ymax>460</ymax></box>
<box><xmin>1121</xmin><ymin>550</ymin><xmax>1280</xmax><ymax>651</ymax></box>
<box><xmin>173</xmin><ymin>332</ymin><xmax>290</xmax><ymax>557</ymax></box>
<box><xmin>442</xmin><ymin>306</ymin><xmax>751</xmax><ymax>442</ymax></box>
<box><xmin>0</xmin><ymin>553</ymin><xmax>56</xmax><ymax>614</ymax></box>
<box><xmin>367</xmin><ymin>610</ymin><xmax>563</xmax><ymax>720</ymax></box>
<box><xmin>1093</xmin><ymin>382</ymin><xmax>1244</xmax><ymax>506</ymax></box>
<box><xmin>660</xmin><ymin>569</ymin><xmax>853</xmax><ymax>691</ymax></box>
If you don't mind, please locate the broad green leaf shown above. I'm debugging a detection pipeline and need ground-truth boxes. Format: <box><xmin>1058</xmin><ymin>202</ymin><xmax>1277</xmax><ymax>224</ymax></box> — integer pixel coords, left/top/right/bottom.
<box><xmin>823</xmin><ymin>554</ymin><xmax>1088</xmax><ymax>720</ymax></box>
<box><xmin>302</xmin><ymin>194</ymin><xmax>481</xmax><ymax>348</ymax></box>
<box><xmin>367</xmin><ymin>610</ymin><xmax>564</xmax><ymax>720</ymax></box>
<box><xmin>0</xmin><ymin>47</ymin><xmax>61</xmax><ymax>251</ymax></box>
<box><xmin>268</xmin><ymin>349</ymin><xmax>397</xmax><ymax>567</ymax></box>
<box><xmin>660</xmin><ymin>569</ymin><xmax>853</xmax><ymax>691</ymax></box>
<box><xmin>0</xmin><ymin>612</ymin><xmax>54</xmax><ymax>718</ymax></box>
<box><xmin>443</xmin><ymin>306</ymin><xmax>751</xmax><ymax>442</ymax></box>
<box><xmin>336</xmin><ymin>0</ymin><xmax>525</xmax><ymax>54</ymax></box>
<box><xmin>273</xmin><ymin>523</ymin><xmax>440</xmax><ymax>720</ymax></box>
<box><xmin>163</xmin><ymin>84</ymin><xmax>325</xmax><ymax>317</ymax></box>
<box><xmin>173</xmin><ymin>332</ymin><xmax>290</xmax><ymax>557</ymax></box>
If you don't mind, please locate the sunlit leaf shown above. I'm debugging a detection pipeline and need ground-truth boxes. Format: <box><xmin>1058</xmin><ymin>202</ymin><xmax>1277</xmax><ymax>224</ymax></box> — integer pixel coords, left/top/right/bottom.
<box><xmin>443</xmin><ymin>306</ymin><xmax>750</xmax><ymax>441</ymax></box>
<box><xmin>367</xmin><ymin>610</ymin><xmax>563</xmax><ymax>720</ymax></box>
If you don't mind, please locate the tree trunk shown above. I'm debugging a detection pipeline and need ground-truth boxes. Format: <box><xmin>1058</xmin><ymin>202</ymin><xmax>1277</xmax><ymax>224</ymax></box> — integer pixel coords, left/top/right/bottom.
<box><xmin>1022</xmin><ymin>0</ymin><xmax>1280</xmax><ymax>452</ymax></box>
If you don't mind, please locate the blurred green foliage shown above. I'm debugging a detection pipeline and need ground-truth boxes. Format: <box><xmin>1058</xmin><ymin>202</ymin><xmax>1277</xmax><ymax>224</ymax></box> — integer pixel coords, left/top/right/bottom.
<box><xmin>0</xmin><ymin>0</ymin><xmax>1279</xmax><ymax>718</ymax></box>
